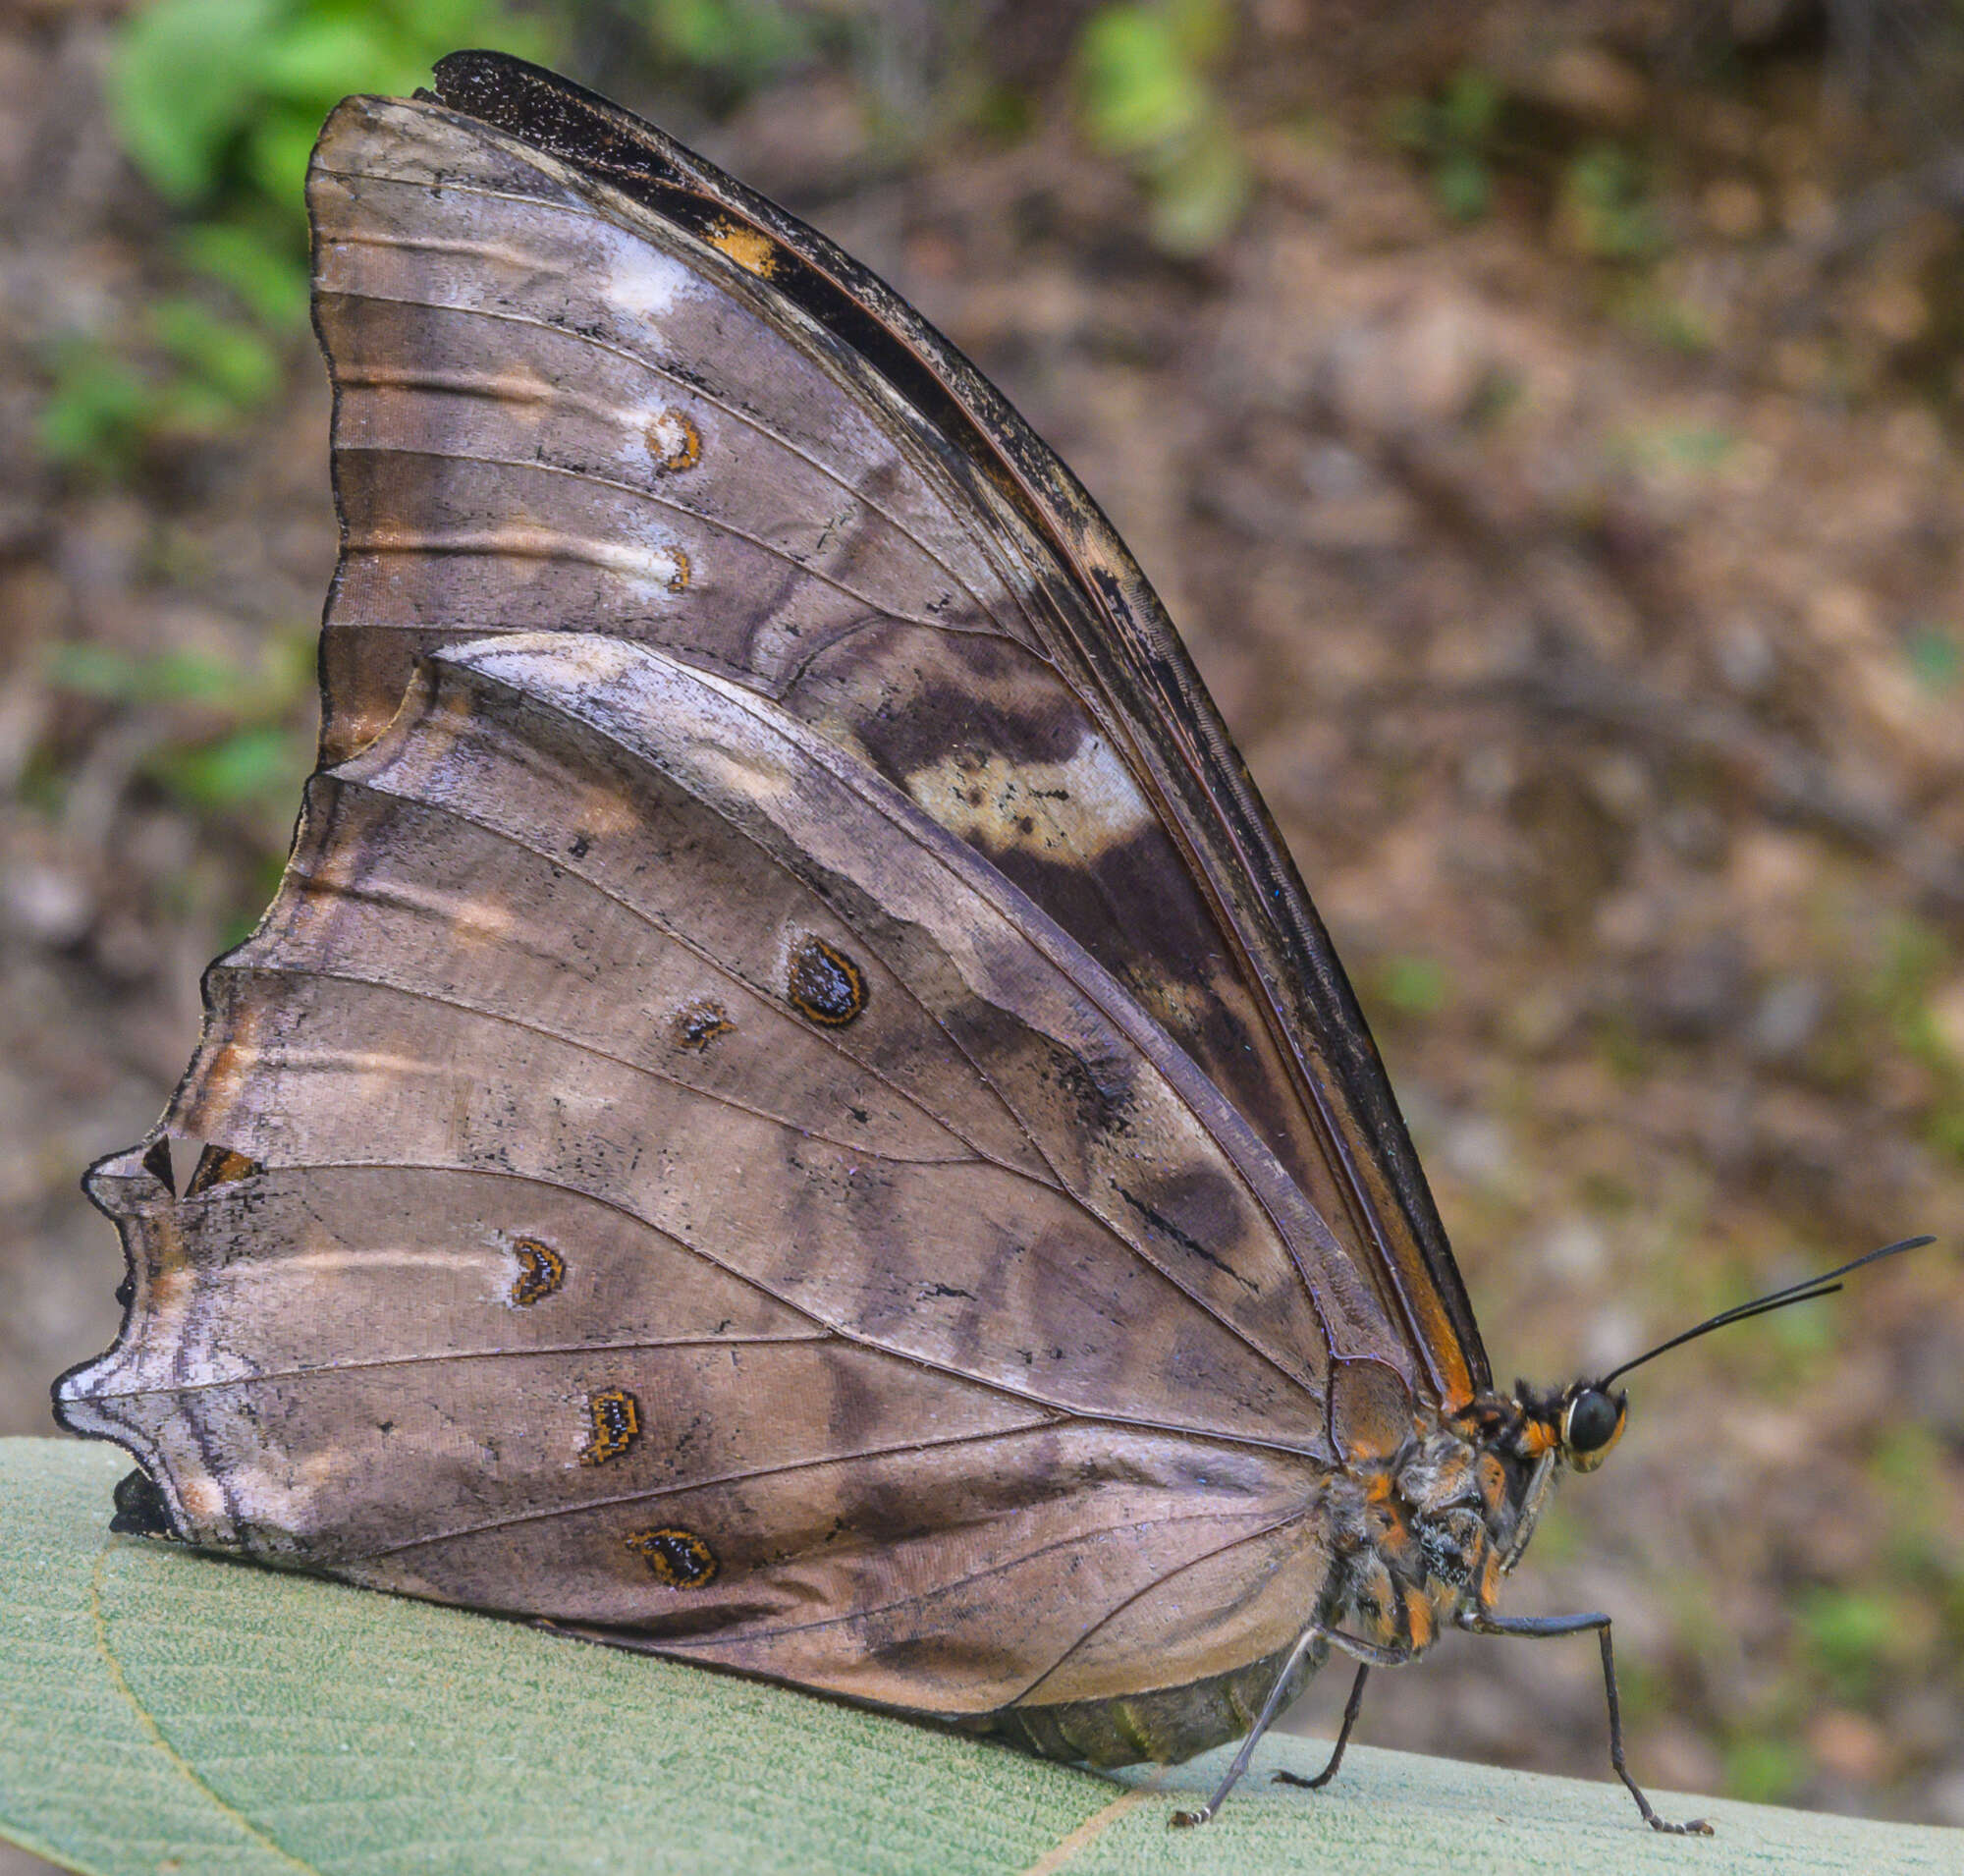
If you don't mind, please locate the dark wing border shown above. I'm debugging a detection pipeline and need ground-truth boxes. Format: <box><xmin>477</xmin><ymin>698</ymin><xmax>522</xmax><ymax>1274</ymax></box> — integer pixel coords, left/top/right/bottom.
<box><xmin>410</xmin><ymin>49</ymin><xmax>1489</xmax><ymax>1402</ymax></box>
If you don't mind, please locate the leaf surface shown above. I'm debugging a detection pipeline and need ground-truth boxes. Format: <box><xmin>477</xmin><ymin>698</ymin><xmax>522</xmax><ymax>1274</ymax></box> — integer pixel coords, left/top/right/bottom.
<box><xmin>3</xmin><ymin>1440</ymin><xmax>1955</xmax><ymax>1875</ymax></box>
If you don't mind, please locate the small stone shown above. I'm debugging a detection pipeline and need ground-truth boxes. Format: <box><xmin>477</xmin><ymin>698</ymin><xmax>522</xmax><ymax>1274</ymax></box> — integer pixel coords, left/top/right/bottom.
<box><xmin>1780</xmin><ymin>179</ymin><xmax>1837</xmax><ymax>241</ymax></box>
<box><xmin>1702</xmin><ymin>177</ymin><xmax>1765</xmax><ymax>240</ymax></box>
<box><xmin>1715</xmin><ymin>614</ymin><xmax>1774</xmax><ymax>693</ymax></box>
<box><xmin>1586</xmin><ymin>750</ymin><xmax>1650</xmax><ymax>822</ymax></box>
<box><xmin>1538</xmin><ymin>45</ymin><xmax>1648</xmax><ymax>129</ymax></box>
<box><xmin>1807</xmin><ymin>1708</ymin><xmax>1891</xmax><ymax>1785</ymax></box>
<box><xmin>1750</xmin><ymin>976</ymin><xmax>1825</xmax><ymax>1061</ymax></box>
<box><xmin>1</xmin><ymin>862</ymin><xmax>92</xmax><ymax>946</ymax></box>
<box><xmin>1860</xmin><ymin>276</ymin><xmax>1929</xmax><ymax>347</ymax></box>
<box><xmin>1441</xmin><ymin>1114</ymin><xmax>1510</xmax><ymax>1186</ymax></box>
<box><xmin>1460</xmin><ymin>745</ymin><xmax>1516</xmax><ymax>806</ymax></box>
<box><xmin>1539</xmin><ymin>1214</ymin><xmax>1609</xmax><ymax>1280</ymax></box>
<box><xmin>1640</xmin><ymin>934</ymin><xmax>1748</xmax><ymax>1041</ymax></box>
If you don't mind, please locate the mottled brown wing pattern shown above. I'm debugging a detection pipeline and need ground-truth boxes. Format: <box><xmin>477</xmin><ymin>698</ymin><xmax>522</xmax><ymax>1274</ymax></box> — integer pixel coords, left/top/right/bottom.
<box><xmin>60</xmin><ymin>633</ymin><xmax>1419</xmax><ymax>1711</ymax></box>
<box><xmin>308</xmin><ymin>81</ymin><xmax>1483</xmax><ymax>1406</ymax></box>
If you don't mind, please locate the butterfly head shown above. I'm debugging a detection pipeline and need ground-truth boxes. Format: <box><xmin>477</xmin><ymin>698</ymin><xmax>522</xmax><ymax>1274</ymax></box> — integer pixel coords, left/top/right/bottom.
<box><xmin>1554</xmin><ymin>1380</ymin><xmax>1628</xmax><ymax>1473</ymax></box>
<box><xmin>1517</xmin><ymin>1236</ymin><xmax>1937</xmax><ymax>1483</ymax></box>
<box><xmin>1497</xmin><ymin>1377</ymin><xmax>1627</xmax><ymax>1476</ymax></box>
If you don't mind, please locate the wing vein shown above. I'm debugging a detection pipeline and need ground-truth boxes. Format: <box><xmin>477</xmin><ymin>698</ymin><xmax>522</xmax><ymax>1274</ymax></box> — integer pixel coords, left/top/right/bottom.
<box><xmin>1009</xmin><ymin>1502</ymin><xmax>1321</xmax><ymax>1706</ymax></box>
<box><xmin>342</xmin><ymin>762</ymin><xmax>1319</xmax><ymax>1400</ymax></box>
<box><xmin>85</xmin><ymin>1332</ymin><xmax>834</xmax><ymax>1401</ymax></box>
<box><xmin>218</xmin><ymin>955</ymin><xmax>987</xmax><ymax>1171</ymax></box>
<box><xmin>351</xmin><ymin>1422</ymin><xmax>1064</xmax><ymax>1560</ymax></box>
<box><xmin>664</xmin><ymin>1506</ymin><xmax>1301</xmax><ymax>1656</ymax></box>
<box><xmin>153</xmin><ymin>1154</ymin><xmax>1325</xmax><ymax>1455</ymax></box>
<box><xmin>319</xmin><ymin>772</ymin><xmax>1049</xmax><ymax>1186</ymax></box>
<box><xmin>336</xmin><ymin>440</ymin><xmax>982</xmax><ymax>638</ymax></box>
<box><xmin>314</xmin><ymin>215</ymin><xmax>1039</xmax><ymax>644</ymax></box>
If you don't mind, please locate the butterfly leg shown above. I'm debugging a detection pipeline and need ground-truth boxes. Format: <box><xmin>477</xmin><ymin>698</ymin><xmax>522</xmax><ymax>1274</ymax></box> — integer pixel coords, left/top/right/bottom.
<box><xmin>1169</xmin><ymin>1624</ymin><xmax>1329</xmax><ymax>1828</ymax></box>
<box><xmin>1460</xmin><ymin>1610</ymin><xmax>1714</xmax><ymax>1835</ymax></box>
<box><xmin>1272</xmin><ymin>1662</ymin><xmax>1370</xmax><ymax>1792</ymax></box>
<box><xmin>1171</xmin><ymin>1630</ymin><xmax>1407</xmax><ymax>1828</ymax></box>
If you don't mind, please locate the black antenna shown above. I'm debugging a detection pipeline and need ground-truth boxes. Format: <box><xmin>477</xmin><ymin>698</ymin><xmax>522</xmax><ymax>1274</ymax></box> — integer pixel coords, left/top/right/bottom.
<box><xmin>1600</xmin><ymin>1237</ymin><xmax>1935</xmax><ymax>1388</ymax></box>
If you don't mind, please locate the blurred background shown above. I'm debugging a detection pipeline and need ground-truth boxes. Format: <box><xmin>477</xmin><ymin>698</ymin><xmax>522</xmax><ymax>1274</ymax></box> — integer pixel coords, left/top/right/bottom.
<box><xmin>1</xmin><ymin>0</ymin><xmax>1962</xmax><ymax>1840</ymax></box>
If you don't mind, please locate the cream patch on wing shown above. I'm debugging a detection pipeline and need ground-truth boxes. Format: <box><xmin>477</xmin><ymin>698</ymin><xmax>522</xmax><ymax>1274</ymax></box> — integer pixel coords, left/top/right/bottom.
<box><xmin>342</xmin><ymin>520</ymin><xmax>692</xmax><ymax>596</ymax></box>
<box><xmin>600</xmin><ymin>232</ymin><xmax>696</xmax><ymax>325</ymax></box>
<box><xmin>448</xmin><ymin>893</ymin><xmax>514</xmax><ymax>949</ymax></box>
<box><xmin>905</xmin><ymin>740</ymin><xmax>1157</xmax><ymax>860</ymax></box>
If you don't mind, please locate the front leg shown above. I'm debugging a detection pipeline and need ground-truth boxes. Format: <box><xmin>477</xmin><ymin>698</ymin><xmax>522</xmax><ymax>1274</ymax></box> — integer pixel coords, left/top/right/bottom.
<box><xmin>1273</xmin><ymin>1662</ymin><xmax>1370</xmax><ymax>1793</ymax></box>
<box><xmin>1460</xmin><ymin>1610</ymin><xmax>1714</xmax><ymax>1836</ymax></box>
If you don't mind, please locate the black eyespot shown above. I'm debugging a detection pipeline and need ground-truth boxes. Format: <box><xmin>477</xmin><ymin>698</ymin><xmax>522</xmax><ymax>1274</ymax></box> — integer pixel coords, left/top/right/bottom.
<box><xmin>625</xmin><ymin>1525</ymin><xmax>719</xmax><ymax>1587</ymax></box>
<box><xmin>787</xmin><ymin>935</ymin><xmax>865</xmax><ymax>1025</ymax></box>
<box><xmin>1565</xmin><ymin>1387</ymin><xmax>1621</xmax><ymax>1454</ymax></box>
<box><xmin>110</xmin><ymin>1466</ymin><xmax>178</xmax><ymax>1539</ymax></box>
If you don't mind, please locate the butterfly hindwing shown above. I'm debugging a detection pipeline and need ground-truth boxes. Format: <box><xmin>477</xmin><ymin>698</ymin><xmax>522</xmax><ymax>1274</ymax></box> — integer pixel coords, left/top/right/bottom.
<box><xmin>60</xmin><ymin>632</ymin><xmax>1421</xmax><ymax>1710</ymax></box>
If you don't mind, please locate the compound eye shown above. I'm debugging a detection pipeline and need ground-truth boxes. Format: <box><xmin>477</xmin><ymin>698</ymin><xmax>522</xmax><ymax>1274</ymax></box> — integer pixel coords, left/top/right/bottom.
<box><xmin>1563</xmin><ymin>1387</ymin><xmax>1623</xmax><ymax>1459</ymax></box>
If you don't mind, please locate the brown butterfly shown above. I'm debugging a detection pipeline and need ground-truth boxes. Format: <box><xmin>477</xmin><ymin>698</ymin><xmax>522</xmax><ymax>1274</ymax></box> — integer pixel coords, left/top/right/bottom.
<box><xmin>54</xmin><ymin>51</ymin><xmax>1929</xmax><ymax>1834</ymax></box>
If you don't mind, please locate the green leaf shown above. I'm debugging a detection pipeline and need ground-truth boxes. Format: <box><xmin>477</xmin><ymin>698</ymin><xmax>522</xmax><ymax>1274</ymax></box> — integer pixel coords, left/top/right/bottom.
<box><xmin>1904</xmin><ymin>625</ymin><xmax>1959</xmax><ymax>692</ymax></box>
<box><xmin>1078</xmin><ymin>6</ymin><xmax>1208</xmax><ymax>155</ymax></box>
<box><xmin>1432</xmin><ymin>149</ymin><xmax>1490</xmax><ymax>223</ymax></box>
<box><xmin>1438</xmin><ymin>69</ymin><xmax>1500</xmax><ymax>143</ymax></box>
<box><xmin>178</xmin><ymin>221</ymin><xmax>312</xmax><ymax>329</ymax></box>
<box><xmin>1560</xmin><ymin>142</ymin><xmax>1663</xmax><ymax>261</ymax></box>
<box><xmin>649</xmin><ymin>0</ymin><xmax>816</xmax><ymax>84</ymax></box>
<box><xmin>1378</xmin><ymin>955</ymin><xmax>1449</xmax><ymax>1017</ymax></box>
<box><xmin>108</xmin><ymin>0</ymin><xmax>280</xmax><ymax>203</ymax></box>
<box><xmin>44</xmin><ymin>642</ymin><xmax>246</xmax><ymax>706</ymax></box>
<box><xmin>150</xmin><ymin>299</ymin><xmax>282</xmax><ymax>409</ymax></box>
<box><xmin>4</xmin><ymin>1440</ymin><xmax>1959</xmax><ymax>1874</ymax></box>
<box><xmin>35</xmin><ymin>346</ymin><xmax>159</xmax><ymax>474</ymax></box>
<box><xmin>147</xmin><ymin>725</ymin><xmax>307</xmax><ymax>813</ymax></box>
<box><xmin>253</xmin><ymin>15</ymin><xmax>402</xmax><ymax>97</ymax></box>
<box><xmin>1142</xmin><ymin>130</ymin><xmax>1249</xmax><ymax>256</ymax></box>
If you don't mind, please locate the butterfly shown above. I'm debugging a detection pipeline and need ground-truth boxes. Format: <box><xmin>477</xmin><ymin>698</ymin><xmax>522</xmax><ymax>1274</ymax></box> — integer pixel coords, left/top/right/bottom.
<box><xmin>54</xmin><ymin>50</ymin><xmax>1929</xmax><ymax>1834</ymax></box>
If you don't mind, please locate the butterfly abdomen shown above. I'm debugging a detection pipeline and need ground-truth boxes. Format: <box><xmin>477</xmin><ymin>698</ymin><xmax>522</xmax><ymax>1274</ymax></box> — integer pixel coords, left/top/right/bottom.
<box><xmin>971</xmin><ymin>1635</ymin><xmax>1330</xmax><ymax>1769</ymax></box>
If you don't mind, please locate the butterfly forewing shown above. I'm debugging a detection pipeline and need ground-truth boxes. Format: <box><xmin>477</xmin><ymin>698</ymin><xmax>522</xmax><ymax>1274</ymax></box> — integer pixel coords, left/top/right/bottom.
<box><xmin>307</xmin><ymin>72</ymin><xmax>1485</xmax><ymax>1406</ymax></box>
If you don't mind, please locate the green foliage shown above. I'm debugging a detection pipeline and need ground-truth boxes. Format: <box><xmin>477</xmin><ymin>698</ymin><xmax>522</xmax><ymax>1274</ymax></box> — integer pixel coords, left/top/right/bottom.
<box><xmin>1794</xmin><ymin>1587</ymin><xmax>1915</xmax><ymax>1705</ymax></box>
<box><xmin>1865</xmin><ymin>915</ymin><xmax>1964</xmax><ymax>1162</ymax></box>
<box><xmin>1559</xmin><ymin>142</ymin><xmax>1662</xmax><ymax>260</ymax></box>
<box><xmin>1723</xmin><ymin>1735</ymin><xmax>1805</xmax><ymax>1805</ymax></box>
<box><xmin>45</xmin><ymin>642</ymin><xmax>257</xmax><ymax>706</ymax></box>
<box><xmin>110</xmin><ymin>0</ymin><xmax>550</xmax><ymax>217</ymax></box>
<box><xmin>45</xmin><ymin>0</ymin><xmax>551</xmax><ymax>481</ymax></box>
<box><xmin>645</xmin><ymin>0</ymin><xmax>819</xmax><ymax>95</ymax></box>
<box><xmin>177</xmin><ymin>215</ymin><xmax>315</xmax><ymax>328</ymax></box>
<box><xmin>150</xmin><ymin>724</ymin><xmax>305</xmax><ymax>817</ymax></box>
<box><xmin>35</xmin><ymin>345</ymin><xmax>157</xmax><ymax>479</ymax></box>
<box><xmin>1077</xmin><ymin>0</ymin><xmax>1249</xmax><ymax>255</ymax></box>
<box><xmin>1903</xmin><ymin>622</ymin><xmax>1960</xmax><ymax>692</ymax></box>
<box><xmin>43</xmin><ymin>634</ymin><xmax>315</xmax><ymax>832</ymax></box>
<box><xmin>1386</xmin><ymin>70</ymin><xmax>1501</xmax><ymax>223</ymax></box>
<box><xmin>1870</xmin><ymin>1424</ymin><xmax>1953</xmax><ymax>1580</ymax></box>
<box><xmin>1608</xmin><ymin>421</ymin><xmax>1736</xmax><ymax>477</ymax></box>
<box><xmin>1615</xmin><ymin>284</ymin><xmax>1717</xmax><ymax>354</ymax></box>
<box><xmin>39</xmin><ymin>298</ymin><xmax>282</xmax><ymax>476</ymax></box>
<box><xmin>1376</xmin><ymin>954</ymin><xmax>1449</xmax><ymax>1017</ymax></box>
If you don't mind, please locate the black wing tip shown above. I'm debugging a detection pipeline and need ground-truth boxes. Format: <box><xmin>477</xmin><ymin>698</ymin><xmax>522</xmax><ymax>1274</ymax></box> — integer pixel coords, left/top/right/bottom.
<box><xmin>430</xmin><ymin>47</ymin><xmax>540</xmax><ymax>97</ymax></box>
<box><xmin>430</xmin><ymin>48</ymin><xmax>623</xmax><ymax>134</ymax></box>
